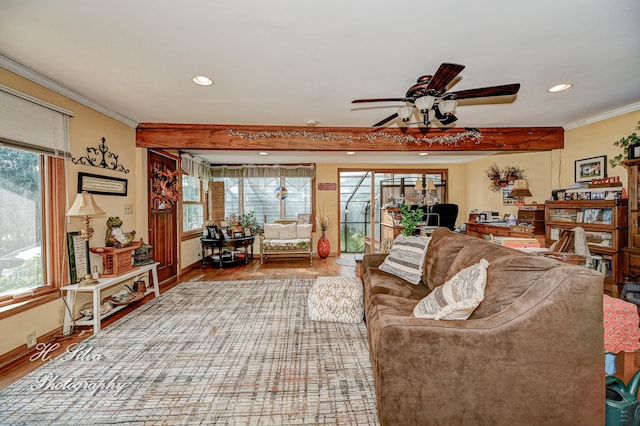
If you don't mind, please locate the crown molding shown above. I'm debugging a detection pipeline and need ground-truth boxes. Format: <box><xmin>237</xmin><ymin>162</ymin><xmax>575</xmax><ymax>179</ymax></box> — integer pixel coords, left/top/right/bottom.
<box><xmin>0</xmin><ymin>54</ymin><xmax>138</xmax><ymax>128</ymax></box>
<box><xmin>564</xmin><ymin>102</ymin><xmax>640</xmax><ymax>130</ymax></box>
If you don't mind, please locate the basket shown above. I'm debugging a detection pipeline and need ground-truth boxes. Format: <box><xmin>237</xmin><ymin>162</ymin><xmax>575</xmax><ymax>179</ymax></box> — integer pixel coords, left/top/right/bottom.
<box><xmin>90</xmin><ymin>242</ymin><xmax>141</xmax><ymax>277</ymax></box>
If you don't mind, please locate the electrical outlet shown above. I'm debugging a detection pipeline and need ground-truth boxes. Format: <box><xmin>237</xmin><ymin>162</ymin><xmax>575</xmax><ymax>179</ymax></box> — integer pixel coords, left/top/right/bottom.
<box><xmin>26</xmin><ymin>330</ymin><xmax>37</xmax><ymax>349</ymax></box>
<box><xmin>124</xmin><ymin>204</ymin><xmax>133</xmax><ymax>214</ymax></box>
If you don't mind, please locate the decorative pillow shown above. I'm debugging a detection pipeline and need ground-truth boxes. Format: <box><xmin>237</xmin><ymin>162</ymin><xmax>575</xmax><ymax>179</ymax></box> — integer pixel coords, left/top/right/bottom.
<box><xmin>413</xmin><ymin>259</ymin><xmax>489</xmax><ymax>320</ymax></box>
<box><xmin>279</xmin><ymin>223</ymin><xmax>298</xmax><ymax>239</ymax></box>
<box><xmin>297</xmin><ymin>224</ymin><xmax>312</xmax><ymax>239</ymax></box>
<box><xmin>378</xmin><ymin>235</ymin><xmax>431</xmax><ymax>285</ymax></box>
<box><xmin>263</xmin><ymin>224</ymin><xmax>280</xmax><ymax>240</ymax></box>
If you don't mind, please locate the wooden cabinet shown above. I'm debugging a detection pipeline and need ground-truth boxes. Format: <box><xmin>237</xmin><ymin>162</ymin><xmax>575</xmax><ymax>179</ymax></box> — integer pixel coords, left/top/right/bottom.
<box><xmin>622</xmin><ymin>159</ymin><xmax>640</xmax><ymax>284</ymax></box>
<box><xmin>544</xmin><ymin>199</ymin><xmax>627</xmax><ymax>296</ymax></box>
<box><xmin>516</xmin><ymin>204</ymin><xmax>545</xmax><ymax>235</ymax></box>
<box><xmin>380</xmin><ymin>208</ymin><xmax>403</xmax><ymax>240</ymax></box>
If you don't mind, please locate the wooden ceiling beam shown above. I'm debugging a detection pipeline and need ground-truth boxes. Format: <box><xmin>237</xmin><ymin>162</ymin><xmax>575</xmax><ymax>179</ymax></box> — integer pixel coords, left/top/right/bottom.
<box><xmin>136</xmin><ymin>123</ymin><xmax>563</xmax><ymax>152</ymax></box>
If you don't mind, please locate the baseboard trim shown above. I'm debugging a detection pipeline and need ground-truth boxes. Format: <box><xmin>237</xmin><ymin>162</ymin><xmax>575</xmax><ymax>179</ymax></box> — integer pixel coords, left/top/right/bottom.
<box><xmin>0</xmin><ymin>326</ymin><xmax>62</xmax><ymax>372</ymax></box>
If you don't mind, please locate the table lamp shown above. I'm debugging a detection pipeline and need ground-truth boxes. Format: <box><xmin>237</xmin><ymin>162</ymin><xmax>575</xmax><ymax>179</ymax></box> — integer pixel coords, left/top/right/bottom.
<box><xmin>66</xmin><ymin>191</ymin><xmax>105</xmax><ymax>240</ymax></box>
<box><xmin>510</xmin><ymin>180</ymin><xmax>532</xmax><ymax>208</ymax></box>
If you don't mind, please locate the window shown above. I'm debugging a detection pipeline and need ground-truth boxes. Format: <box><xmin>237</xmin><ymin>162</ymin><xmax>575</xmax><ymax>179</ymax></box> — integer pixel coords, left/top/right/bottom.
<box><xmin>218</xmin><ymin>176</ymin><xmax>313</xmax><ymax>223</ymax></box>
<box><xmin>182</xmin><ymin>174</ymin><xmax>205</xmax><ymax>233</ymax></box>
<box><xmin>0</xmin><ymin>146</ymin><xmax>44</xmax><ymax>297</ymax></box>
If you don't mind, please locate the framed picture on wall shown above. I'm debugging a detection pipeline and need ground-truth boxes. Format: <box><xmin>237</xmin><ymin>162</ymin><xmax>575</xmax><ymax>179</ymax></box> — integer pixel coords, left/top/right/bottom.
<box><xmin>575</xmin><ymin>156</ymin><xmax>607</xmax><ymax>183</ymax></box>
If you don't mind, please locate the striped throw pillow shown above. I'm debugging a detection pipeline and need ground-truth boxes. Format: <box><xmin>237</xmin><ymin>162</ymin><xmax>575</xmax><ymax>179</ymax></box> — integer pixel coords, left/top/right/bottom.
<box><xmin>379</xmin><ymin>235</ymin><xmax>431</xmax><ymax>285</ymax></box>
<box><xmin>413</xmin><ymin>259</ymin><xmax>489</xmax><ymax>320</ymax></box>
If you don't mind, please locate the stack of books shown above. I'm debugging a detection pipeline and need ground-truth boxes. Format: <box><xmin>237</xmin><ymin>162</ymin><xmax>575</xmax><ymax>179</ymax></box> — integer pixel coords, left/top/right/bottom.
<box><xmin>490</xmin><ymin>236</ymin><xmax>541</xmax><ymax>249</ymax></box>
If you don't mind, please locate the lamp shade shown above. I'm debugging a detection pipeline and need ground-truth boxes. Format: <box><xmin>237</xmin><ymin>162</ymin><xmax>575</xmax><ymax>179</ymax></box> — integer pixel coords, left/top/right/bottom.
<box><xmin>438</xmin><ymin>99</ymin><xmax>458</xmax><ymax>114</ymax></box>
<box><xmin>66</xmin><ymin>192</ymin><xmax>105</xmax><ymax>217</ymax></box>
<box><xmin>425</xmin><ymin>179</ymin><xmax>437</xmax><ymax>191</ymax></box>
<box><xmin>398</xmin><ymin>105</ymin><xmax>413</xmax><ymax>122</ymax></box>
<box><xmin>414</xmin><ymin>180</ymin><xmax>423</xmax><ymax>191</ymax></box>
<box><xmin>510</xmin><ymin>180</ymin><xmax>532</xmax><ymax>197</ymax></box>
<box><xmin>414</xmin><ymin>95</ymin><xmax>435</xmax><ymax>112</ymax></box>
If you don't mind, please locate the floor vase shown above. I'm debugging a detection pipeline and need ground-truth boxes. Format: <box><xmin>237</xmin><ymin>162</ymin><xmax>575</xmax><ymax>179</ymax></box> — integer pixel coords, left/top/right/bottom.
<box><xmin>317</xmin><ymin>232</ymin><xmax>330</xmax><ymax>258</ymax></box>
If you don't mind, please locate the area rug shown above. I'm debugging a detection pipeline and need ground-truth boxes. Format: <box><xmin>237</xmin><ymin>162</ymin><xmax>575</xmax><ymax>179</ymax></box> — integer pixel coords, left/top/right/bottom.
<box><xmin>0</xmin><ymin>279</ymin><xmax>378</xmax><ymax>425</ymax></box>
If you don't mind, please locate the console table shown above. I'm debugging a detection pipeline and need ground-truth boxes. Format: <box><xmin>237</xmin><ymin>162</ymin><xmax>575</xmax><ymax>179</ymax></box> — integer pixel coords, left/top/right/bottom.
<box><xmin>61</xmin><ymin>262</ymin><xmax>160</xmax><ymax>335</ymax></box>
<box><xmin>201</xmin><ymin>236</ymin><xmax>255</xmax><ymax>268</ymax></box>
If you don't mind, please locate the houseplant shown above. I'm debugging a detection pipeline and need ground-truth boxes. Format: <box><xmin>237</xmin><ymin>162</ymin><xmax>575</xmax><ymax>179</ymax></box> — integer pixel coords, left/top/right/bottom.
<box><xmin>399</xmin><ymin>203</ymin><xmax>423</xmax><ymax>236</ymax></box>
<box><xmin>610</xmin><ymin>121</ymin><xmax>640</xmax><ymax>168</ymax></box>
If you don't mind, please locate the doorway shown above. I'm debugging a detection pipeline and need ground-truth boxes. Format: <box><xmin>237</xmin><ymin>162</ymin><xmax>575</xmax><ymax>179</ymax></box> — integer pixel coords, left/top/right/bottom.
<box><xmin>339</xmin><ymin>169</ymin><xmax>448</xmax><ymax>254</ymax></box>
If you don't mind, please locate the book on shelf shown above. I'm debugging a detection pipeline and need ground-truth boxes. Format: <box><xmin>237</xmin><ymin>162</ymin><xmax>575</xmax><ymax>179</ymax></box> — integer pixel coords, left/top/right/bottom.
<box><xmin>490</xmin><ymin>236</ymin><xmax>541</xmax><ymax>248</ymax></box>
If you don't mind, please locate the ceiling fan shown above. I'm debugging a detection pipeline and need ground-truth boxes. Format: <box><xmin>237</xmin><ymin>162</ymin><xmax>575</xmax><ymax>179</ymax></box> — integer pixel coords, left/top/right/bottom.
<box><xmin>352</xmin><ymin>63</ymin><xmax>520</xmax><ymax>127</ymax></box>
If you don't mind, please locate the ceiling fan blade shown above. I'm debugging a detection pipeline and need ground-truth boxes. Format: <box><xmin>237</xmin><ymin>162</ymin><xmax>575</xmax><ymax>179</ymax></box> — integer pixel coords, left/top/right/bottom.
<box><xmin>372</xmin><ymin>112</ymin><xmax>399</xmax><ymax>127</ymax></box>
<box><xmin>447</xmin><ymin>83</ymin><xmax>521</xmax><ymax>100</ymax></box>
<box><xmin>425</xmin><ymin>63</ymin><xmax>465</xmax><ymax>93</ymax></box>
<box><xmin>352</xmin><ymin>98</ymin><xmax>408</xmax><ymax>104</ymax></box>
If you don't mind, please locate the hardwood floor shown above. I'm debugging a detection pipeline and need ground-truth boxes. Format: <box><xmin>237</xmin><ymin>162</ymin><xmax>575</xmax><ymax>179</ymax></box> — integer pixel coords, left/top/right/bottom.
<box><xmin>0</xmin><ymin>256</ymin><xmax>355</xmax><ymax>390</ymax></box>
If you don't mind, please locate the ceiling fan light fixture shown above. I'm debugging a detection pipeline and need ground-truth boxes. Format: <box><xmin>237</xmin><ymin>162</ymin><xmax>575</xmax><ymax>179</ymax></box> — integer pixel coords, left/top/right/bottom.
<box><xmin>548</xmin><ymin>83</ymin><xmax>572</xmax><ymax>93</ymax></box>
<box><xmin>414</xmin><ymin>95</ymin><xmax>435</xmax><ymax>113</ymax></box>
<box><xmin>438</xmin><ymin>99</ymin><xmax>458</xmax><ymax>114</ymax></box>
<box><xmin>398</xmin><ymin>106</ymin><xmax>413</xmax><ymax>122</ymax></box>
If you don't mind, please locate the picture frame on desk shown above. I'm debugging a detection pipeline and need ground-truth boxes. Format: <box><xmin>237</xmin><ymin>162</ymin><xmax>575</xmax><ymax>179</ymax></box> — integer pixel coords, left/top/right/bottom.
<box><xmin>243</xmin><ymin>227</ymin><xmax>252</xmax><ymax>237</ymax></box>
<box><xmin>628</xmin><ymin>143</ymin><xmax>640</xmax><ymax>160</ymax></box>
<box><xmin>575</xmin><ymin>156</ymin><xmax>607</xmax><ymax>183</ymax></box>
<box><xmin>67</xmin><ymin>231</ymin><xmax>90</xmax><ymax>284</ymax></box>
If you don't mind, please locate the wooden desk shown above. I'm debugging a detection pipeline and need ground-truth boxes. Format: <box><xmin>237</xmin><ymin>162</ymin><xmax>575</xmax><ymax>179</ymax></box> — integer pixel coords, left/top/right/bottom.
<box><xmin>61</xmin><ymin>262</ymin><xmax>160</xmax><ymax>335</ymax></box>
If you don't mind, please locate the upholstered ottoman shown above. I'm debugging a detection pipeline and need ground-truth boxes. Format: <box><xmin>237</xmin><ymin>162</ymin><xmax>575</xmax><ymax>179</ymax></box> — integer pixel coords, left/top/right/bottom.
<box><xmin>307</xmin><ymin>277</ymin><xmax>364</xmax><ymax>323</ymax></box>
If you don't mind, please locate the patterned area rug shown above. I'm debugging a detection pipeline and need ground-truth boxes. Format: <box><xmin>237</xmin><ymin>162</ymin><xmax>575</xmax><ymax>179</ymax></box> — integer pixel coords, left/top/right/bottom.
<box><xmin>0</xmin><ymin>279</ymin><xmax>378</xmax><ymax>425</ymax></box>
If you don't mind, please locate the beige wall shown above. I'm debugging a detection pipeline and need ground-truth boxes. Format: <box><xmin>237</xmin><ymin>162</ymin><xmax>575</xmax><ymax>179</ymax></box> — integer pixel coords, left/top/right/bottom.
<box><xmin>464</xmin><ymin>110</ymin><xmax>640</xmax><ymax>220</ymax></box>
<box><xmin>0</xmin><ymin>69</ymin><xmax>143</xmax><ymax>355</ymax></box>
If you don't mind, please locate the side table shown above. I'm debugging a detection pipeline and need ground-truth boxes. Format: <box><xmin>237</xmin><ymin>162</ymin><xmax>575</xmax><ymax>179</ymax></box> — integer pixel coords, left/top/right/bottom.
<box><xmin>61</xmin><ymin>262</ymin><xmax>160</xmax><ymax>335</ymax></box>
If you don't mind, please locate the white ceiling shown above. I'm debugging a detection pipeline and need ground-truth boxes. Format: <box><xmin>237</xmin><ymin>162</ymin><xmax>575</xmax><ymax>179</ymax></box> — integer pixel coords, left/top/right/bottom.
<box><xmin>1</xmin><ymin>0</ymin><xmax>639</xmax><ymax>164</ymax></box>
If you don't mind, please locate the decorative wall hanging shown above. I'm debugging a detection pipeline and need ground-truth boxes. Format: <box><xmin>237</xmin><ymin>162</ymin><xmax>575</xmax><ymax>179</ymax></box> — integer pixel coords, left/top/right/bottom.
<box><xmin>78</xmin><ymin>172</ymin><xmax>128</xmax><ymax>196</ymax></box>
<box><xmin>72</xmin><ymin>137</ymin><xmax>130</xmax><ymax>173</ymax></box>
<box><xmin>227</xmin><ymin>128</ymin><xmax>482</xmax><ymax>148</ymax></box>
<box><xmin>274</xmin><ymin>186</ymin><xmax>288</xmax><ymax>200</ymax></box>
<box><xmin>485</xmin><ymin>163</ymin><xmax>526</xmax><ymax>192</ymax></box>
<box><xmin>151</xmin><ymin>164</ymin><xmax>180</xmax><ymax>205</ymax></box>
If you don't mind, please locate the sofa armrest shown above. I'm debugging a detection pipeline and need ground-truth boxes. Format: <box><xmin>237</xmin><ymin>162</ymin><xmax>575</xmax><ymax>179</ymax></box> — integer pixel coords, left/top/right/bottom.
<box><xmin>363</xmin><ymin>253</ymin><xmax>387</xmax><ymax>269</ymax></box>
<box><xmin>369</xmin><ymin>268</ymin><xmax>604</xmax><ymax>424</ymax></box>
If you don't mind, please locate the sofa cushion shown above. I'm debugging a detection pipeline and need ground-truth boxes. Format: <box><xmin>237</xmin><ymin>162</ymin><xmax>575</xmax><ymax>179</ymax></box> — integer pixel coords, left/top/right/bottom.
<box><xmin>263</xmin><ymin>223</ymin><xmax>280</xmax><ymax>239</ymax></box>
<box><xmin>422</xmin><ymin>228</ymin><xmax>472</xmax><ymax>291</ymax></box>
<box><xmin>279</xmin><ymin>223</ymin><xmax>298</xmax><ymax>239</ymax></box>
<box><xmin>366</xmin><ymin>266</ymin><xmax>430</xmax><ymax>300</ymax></box>
<box><xmin>262</xmin><ymin>239</ymin><xmax>311</xmax><ymax>250</ymax></box>
<box><xmin>469</xmin><ymin>254</ymin><xmax>563</xmax><ymax>319</ymax></box>
<box><xmin>297</xmin><ymin>223</ymin><xmax>312</xmax><ymax>239</ymax></box>
<box><xmin>413</xmin><ymin>259</ymin><xmax>489</xmax><ymax>320</ymax></box>
<box><xmin>444</xmin><ymin>238</ymin><xmax>517</xmax><ymax>283</ymax></box>
<box><xmin>379</xmin><ymin>235</ymin><xmax>431</xmax><ymax>285</ymax></box>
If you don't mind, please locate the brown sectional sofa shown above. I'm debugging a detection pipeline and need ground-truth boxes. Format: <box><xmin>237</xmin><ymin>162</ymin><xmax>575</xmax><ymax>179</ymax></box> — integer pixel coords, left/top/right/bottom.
<box><xmin>362</xmin><ymin>227</ymin><xmax>605</xmax><ymax>425</ymax></box>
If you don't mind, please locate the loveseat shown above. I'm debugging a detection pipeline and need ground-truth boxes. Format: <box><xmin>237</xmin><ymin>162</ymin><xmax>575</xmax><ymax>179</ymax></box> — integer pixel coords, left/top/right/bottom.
<box><xmin>260</xmin><ymin>220</ymin><xmax>313</xmax><ymax>264</ymax></box>
<box><xmin>362</xmin><ymin>227</ymin><xmax>604</xmax><ymax>425</ymax></box>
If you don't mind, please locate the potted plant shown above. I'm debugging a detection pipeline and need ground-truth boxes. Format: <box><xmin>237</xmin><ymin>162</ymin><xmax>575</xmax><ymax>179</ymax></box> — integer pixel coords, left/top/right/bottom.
<box><xmin>399</xmin><ymin>203</ymin><xmax>424</xmax><ymax>236</ymax></box>
<box><xmin>610</xmin><ymin>121</ymin><xmax>640</xmax><ymax>168</ymax></box>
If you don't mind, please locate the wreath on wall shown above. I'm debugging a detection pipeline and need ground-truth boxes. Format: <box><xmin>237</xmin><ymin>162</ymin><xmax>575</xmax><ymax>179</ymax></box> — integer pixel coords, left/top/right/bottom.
<box><xmin>151</xmin><ymin>165</ymin><xmax>180</xmax><ymax>204</ymax></box>
<box><xmin>485</xmin><ymin>163</ymin><xmax>526</xmax><ymax>192</ymax></box>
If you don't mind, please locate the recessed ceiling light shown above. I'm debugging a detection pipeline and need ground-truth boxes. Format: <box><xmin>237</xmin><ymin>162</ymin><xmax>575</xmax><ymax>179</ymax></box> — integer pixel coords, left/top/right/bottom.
<box><xmin>418</xmin><ymin>152</ymin><xmax>429</xmax><ymax>156</ymax></box>
<box><xmin>258</xmin><ymin>152</ymin><xmax>269</xmax><ymax>156</ymax></box>
<box><xmin>346</xmin><ymin>151</ymin><xmax>355</xmax><ymax>155</ymax></box>
<box><xmin>548</xmin><ymin>83</ymin><xmax>572</xmax><ymax>93</ymax></box>
<box><xmin>192</xmin><ymin>75</ymin><xmax>213</xmax><ymax>86</ymax></box>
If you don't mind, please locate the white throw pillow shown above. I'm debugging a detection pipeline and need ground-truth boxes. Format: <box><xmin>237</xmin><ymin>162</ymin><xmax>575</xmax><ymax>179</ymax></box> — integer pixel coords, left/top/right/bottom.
<box><xmin>297</xmin><ymin>224</ymin><xmax>312</xmax><ymax>239</ymax></box>
<box><xmin>378</xmin><ymin>235</ymin><xmax>431</xmax><ymax>285</ymax></box>
<box><xmin>279</xmin><ymin>223</ymin><xmax>298</xmax><ymax>239</ymax></box>
<box><xmin>263</xmin><ymin>224</ymin><xmax>281</xmax><ymax>240</ymax></box>
<box><xmin>413</xmin><ymin>259</ymin><xmax>489</xmax><ymax>320</ymax></box>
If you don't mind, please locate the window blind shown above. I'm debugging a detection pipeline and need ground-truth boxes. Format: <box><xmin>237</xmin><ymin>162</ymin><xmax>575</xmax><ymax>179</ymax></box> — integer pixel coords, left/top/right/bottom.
<box><xmin>0</xmin><ymin>84</ymin><xmax>73</xmax><ymax>158</ymax></box>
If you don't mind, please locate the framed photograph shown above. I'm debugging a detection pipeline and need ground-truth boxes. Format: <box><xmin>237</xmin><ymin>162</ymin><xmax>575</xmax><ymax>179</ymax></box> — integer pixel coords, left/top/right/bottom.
<box><xmin>243</xmin><ymin>227</ymin><xmax>252</xmax><ymax>237</ymax></box>
<box><xmin>629</xmin><ymin>143</ymin><xmax>640</xmax><ymax>160</ymax></box>
<box><xmin>233</xmin><ymin>231</ymin><xmax>244</xmax><ymax>239</ymax></box>
<box><xmin>575</xmin><ymin>156</ymin><xmax>607</xmax><ymax>183</ymax></box>
<box><xmin>67</xmin><ymin>232</ymin><xmax>90</xmax><ymax>284</ymax></box>
<box><xmin>78</xmin><ymin>172</ymin><xmax>128</xmax><ymax>196</ymax></box>
<box><xmin>214</xmin><ymin>231</ymin><xmax>223</xmax><ymax>240</ymax></box>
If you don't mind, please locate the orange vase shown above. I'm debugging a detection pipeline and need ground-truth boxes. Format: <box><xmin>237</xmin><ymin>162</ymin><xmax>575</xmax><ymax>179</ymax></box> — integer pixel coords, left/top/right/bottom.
<box><xmin>317</xmin><ymin>231</ymin><xmax>330</xmax><ymax>258</ymax></box>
